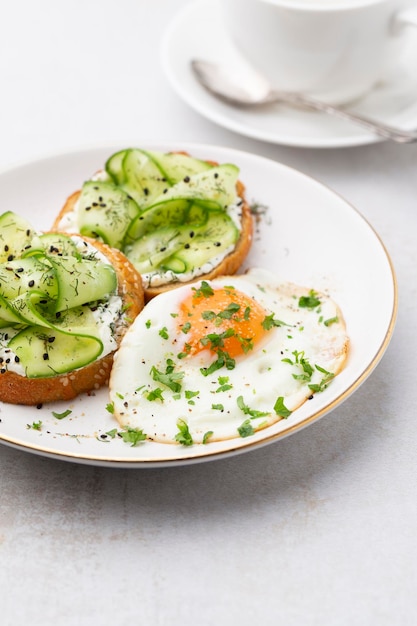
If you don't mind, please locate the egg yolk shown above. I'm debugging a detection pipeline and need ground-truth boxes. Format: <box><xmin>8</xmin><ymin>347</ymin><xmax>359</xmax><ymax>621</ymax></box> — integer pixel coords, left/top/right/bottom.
<box><xmin>177</xmin><ymin>284</ymin><xmax>268</xmax><ymax>358</ymax></box>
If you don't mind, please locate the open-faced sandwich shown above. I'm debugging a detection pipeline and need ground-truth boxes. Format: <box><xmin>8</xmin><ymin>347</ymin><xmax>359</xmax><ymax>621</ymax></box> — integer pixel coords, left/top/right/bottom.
<box><xmin>52</xmin><ymin>148</ymin><xmax>253</xmax><ymax>300</ymax></box>
<box><xmin>0</xmin><ymin>211</ymin><xmax>144</xmax><ymax>405</ymax></box>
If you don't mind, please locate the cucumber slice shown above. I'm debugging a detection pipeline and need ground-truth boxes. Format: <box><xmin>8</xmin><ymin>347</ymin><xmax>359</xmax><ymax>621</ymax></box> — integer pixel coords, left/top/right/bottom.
<box><xmin>0</xmin><ymin>293</ymin><xmax>27</xmax><ymax>326</ymax></box>
<box><xmin>49</xmin><ymin>255</ymin><xmax>117</xmax><ymax>312</ymax></box>
<box><xmin>161</xmin><ymin>257</ymin><xmax>187</xmax><ymax>273</ymax></box>
<box><xmin>121</xmin><ymin>149</ymin><xmax>169</xmax><ymax>208</ymax></box>
<box><xmin>0</xmin><ymin>257</ymin><xmax>57</xmax><ymax>302</ymax></box>
<box><xmin>0</xmin><ymin>211</ymin><xmax>36</xmax><ymax>261</ymax></box>
<box><xmin>9</xmin><ymin>309</ymin><xmax>103</xmax><ymax>378</ymax></box>
<box><xmin>143</xmin><ymin>150</ymin><xmax>212</xmax><ymax>184</ymax></box>
<box><xmin>78</xmin><ymin>180</ymin><xmax>140</xmax><ymax>249</ymax></box>
<box><xmin>126</xmin><ymin>210</ymin><xmax>239</xmax><ymax>276</ymax></box>
<box><xmin>125</xmin><ymin>226</ymin><xmax>185</xmax><ymax>273</ymax></box>
<box><xmin>150</xmin><ymin>164</ymin><xmax>239</xmax><ymax>209</ymax></box>
<box><xmin>105</xmin><ymin>149</ymin><xmax>129</xmax><ymax>185</ymax></box>
<box><xmin>22</xmin><ymin>232</ymin><xmax>81</xmax><ymax>259</ymax></box>
<box><xmin>166</xmin><ymin>212</ymin><xmax>239</xmax><ymax>271</ymax></box>
<box><xmin>38</xmin><ymin>233</ymin><xmax>80</xmax><ymax>258</ymax></box>
<box><xmin>125</xmin><ymin>198</ymin><xmax>214</xmax><ymax>245</ymax></box>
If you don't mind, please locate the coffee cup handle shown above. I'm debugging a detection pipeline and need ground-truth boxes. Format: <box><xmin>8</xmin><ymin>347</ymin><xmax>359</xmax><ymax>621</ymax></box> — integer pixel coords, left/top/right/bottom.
<box><xmin>393</xmin><ymin>7</ymin><xmax>417</xmax><ymax>32</ymax></box>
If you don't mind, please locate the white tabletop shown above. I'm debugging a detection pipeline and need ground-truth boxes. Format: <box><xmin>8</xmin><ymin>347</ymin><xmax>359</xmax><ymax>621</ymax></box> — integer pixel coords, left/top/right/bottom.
<box><xmin>1</xmin><ymin>1</ymin><xmax>417</xmax><ymax>624</ymax></box>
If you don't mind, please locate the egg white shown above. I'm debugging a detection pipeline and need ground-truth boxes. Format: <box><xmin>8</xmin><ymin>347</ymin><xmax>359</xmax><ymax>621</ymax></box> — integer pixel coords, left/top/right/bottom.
<box><xmin>109</xmin><ymin>268</ymin><xmax>348</xmax><ymax>444</ymax></box>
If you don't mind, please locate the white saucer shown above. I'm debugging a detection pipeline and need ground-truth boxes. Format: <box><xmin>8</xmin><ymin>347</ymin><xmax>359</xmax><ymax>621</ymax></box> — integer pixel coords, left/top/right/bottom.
<box><xmin>161</xmin><ymin>0</ymin><xmax>417</xmax><ymax>148</ymax></box>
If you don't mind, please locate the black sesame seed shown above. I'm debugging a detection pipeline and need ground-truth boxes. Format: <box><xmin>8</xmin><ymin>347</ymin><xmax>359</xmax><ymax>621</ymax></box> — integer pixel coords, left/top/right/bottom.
<box><xmin>7</xmin><ymin>254</ymin><xmax>14</xmax><ymax>261</ymax></box>
<box><xmin>85</xmin><ymin>206</ymin><xmax>91</xmax><ymax>211</ymax></box>
<box><xmin>144</xmin><ymin>188</ymin><xmax>149</xmax><ymax>196</ymax></box>
<box><xmin>214</xmin><ymin>242</ymin><xmax>221</xmax><ymax>247</ymax></box>
<box><xmin>184</xmin><ymin>243</ymin><xmax>190</xmax><ymax>249</ymax></box>
<box><xmin>28</xmin><ymin>280</ymin><xmax>35</xmax><ymax>287</ymax></box>
<box><xmin>48</xmin><ymin>336</ymin><xmax>55</xmax><ymax>343</ymax></box>
<box><xmin>184</xmin><ymin>176</ymin><xmax>190</xmax><ymax>183</ymax></box>
<box><xmin>43</xmin><ymin>353</ymin><xmax>49</xmax><ymax>360</ymax></box>
<box><xmin>214</xmin><ymin>172</ymin><xmax>219</xmax><ymax>178</ymax></box>
<box><xmin>36</xmin><ymin>403</ymin><xmax>43</xmax><ymax>409</ymax></box>
<box><xmin>14</xmin><ymin>355</ymin><xmax>20</xmax><ymax>363</ymax></box>
<box><xmin>4</xmin><ymin>245</ymin><xmax>8</xmax><ymax>251</ymax></box>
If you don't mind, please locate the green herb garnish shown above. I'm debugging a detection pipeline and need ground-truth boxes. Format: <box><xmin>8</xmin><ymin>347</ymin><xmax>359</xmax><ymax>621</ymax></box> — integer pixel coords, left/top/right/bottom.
<box><xmin>273</xmin><ymin>396</ymin><xmax>292</xmax><ymax>418</ymax></box>
<box><xmin>175</xmin><ymin>419</ymin><xmax>193</xmax><ymax>446</ymax></box>
<box><xmin>237</xmin><ymin>395</ymin><xmax>269</xmax><ymax>418</ymax></box>
<box><xmin>52</xmin><ymin>409</ymin><xmax>72</xmax><ymax>420</ymax></box>
<box><xmin>150</xmin><ymin>359</ymin><xmax>184</xmax><ymax>392</ymax></box>
<box><xmin>192</xmin><ymin>281</ymin><xmax>214</xmax><ymax>299</ymax></box>
<box><xmin>159</xmin><ymin>326</ymin><xmax>169</xmax><ymax>340</ymax></box>
<box><xmin>298</xmin><ymin>290</ymin><xmax>321</xmax><ymax>308</ymax></box>
<box><xmin>237</xmin><ymin>419</ymin><xmax>254</xmax><ymax>438</ymax></box>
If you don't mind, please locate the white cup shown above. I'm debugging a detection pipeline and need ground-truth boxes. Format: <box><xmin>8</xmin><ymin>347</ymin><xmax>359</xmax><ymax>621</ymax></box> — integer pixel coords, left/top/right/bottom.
<box><xmin>221</xmin><ymin>0</ymin><xmax>417</xmax><ymax>104</ymax></box>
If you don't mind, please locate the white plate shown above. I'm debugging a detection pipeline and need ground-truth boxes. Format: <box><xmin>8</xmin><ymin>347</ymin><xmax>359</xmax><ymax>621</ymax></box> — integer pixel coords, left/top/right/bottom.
<box><xmin>0</xmin><ymin>143</ymin><xmax>396</xmax><ymax>467</ymax></box>
<box><xmin>161</xmin><ymin>0</ymin><xmax>417</xmax><ymax>148</ymax></box>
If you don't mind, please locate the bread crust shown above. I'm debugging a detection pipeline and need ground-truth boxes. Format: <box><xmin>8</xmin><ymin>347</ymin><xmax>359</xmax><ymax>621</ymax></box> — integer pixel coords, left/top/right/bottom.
<box><xmin>52</xmin><ymin>180</ymin><xmax>253</xmax><ymax>302</ymax></box>
<box><xmin>0</xmin><ymin>237</ymin><xmax>144</xmax><ymax>405</ymax></box>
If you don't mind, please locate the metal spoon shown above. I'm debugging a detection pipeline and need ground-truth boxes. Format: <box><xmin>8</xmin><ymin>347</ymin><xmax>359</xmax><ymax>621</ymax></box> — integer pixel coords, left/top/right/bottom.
<box><xmin>191</xmin><ymin>59</ymin><xmax>417</xmax><ymax>144</ymax></box>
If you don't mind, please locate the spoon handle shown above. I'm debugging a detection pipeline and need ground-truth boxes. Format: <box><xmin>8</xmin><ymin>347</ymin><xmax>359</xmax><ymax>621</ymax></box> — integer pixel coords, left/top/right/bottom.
<box><xmin>272</xmin><ymin>90</ymin><xmax>417</xmax><ymax>144</ymax></box>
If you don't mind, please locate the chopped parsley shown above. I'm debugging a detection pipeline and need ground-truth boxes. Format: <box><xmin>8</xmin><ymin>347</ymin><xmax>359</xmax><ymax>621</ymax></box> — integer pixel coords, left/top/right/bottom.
<box><xmin>273</xmin><ymin>397</ymin><xmax>292</xmax><ymax>418</ymax></box>
<box><xmin>200</xmin><ymin>350</ymin><xmax>235</xmax><ymax>377</ymax></box>
<box><xmin>308</xmin><ymin>365</ymin><xmax>335</xmax><ymax>392</ymax></box>
<box><xmin>150</xmin><ymin>359</ymin><xmax>184</xmax><ymax>392</ymax></box>
<box><xmin>146</xmin><ymin>387</ymin><xmax>165</xmax><ymax>402</ymax></box>
<box><xmin>216</xmin><ymin>376</ymin><xmax>233</xmax><ymax>393</ymax></box>
<box><xmin>324</xmin><ymin>316</ymin><xmax>339</xmax><ymax>327</ymax></box>
<box><xmin>200</xmin><ymin>328</ymin><xmax>235</xmax><ymax>350</ymax></box>
<box><xmin>203</xmin><ymin>430</ymin><xmax>214</xmax><ymax>444</ymax></box>
<box><xmin>211</xmin><ymin>403</ymin><xmax>224</xmax><ymax>411</ymax></box>
<box><xmin>237</xmin><ymin>395</ymin><xmax>269</xmax><ymax>418</ymax></box>
<box><xmin>159</xmin><ymin>326</ymin><xmax>169</xmax><ymax>340</ymax></box>
<box><xmin>51</xmin><ymin>409</ymin><xmax>72</xmax><ymax>420</ymax></box>
<box><xmin>27</xmin><ymin>420</ymin><xmax>42</xmax><ymax>431</ymax></box>
<box><xmin>103</xmin><ymin>427</ymin><xmax>147</xmax><ymax>446</ymax></box>
<box><xmin>262</xmin><ymin>314</ymin><xmax>289</xmax><ymax>330</ymax></box>
<box><xmin>237</xmin><ymin>419</ymin><xmax>254</xmax><ymax>438</ymax></box>
<box><xmin>185</xmin><ymin>390</ymin><xmax>199</xmax><ymax>404</ymax></box>
<box><xmin>298</xmin><ymin>290</ymin><xmax>321</xmax><ymax>309</ymax></box>
<box><xmin>192</xmin><ymin>280</ymin><xmax>214</xmax><ymax>299</ymax></box>
<box><xmin>175</xmin><ymin>419</ymin><xmax>193</xmax><ymax>446</ymax></box>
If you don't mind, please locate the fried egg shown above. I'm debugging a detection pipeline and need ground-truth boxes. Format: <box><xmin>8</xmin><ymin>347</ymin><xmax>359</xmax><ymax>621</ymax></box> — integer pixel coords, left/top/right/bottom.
<box><xmin>109</xmin><ymin>268</ymin><xmax>349</xmax><ymax>444</ymax></box>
